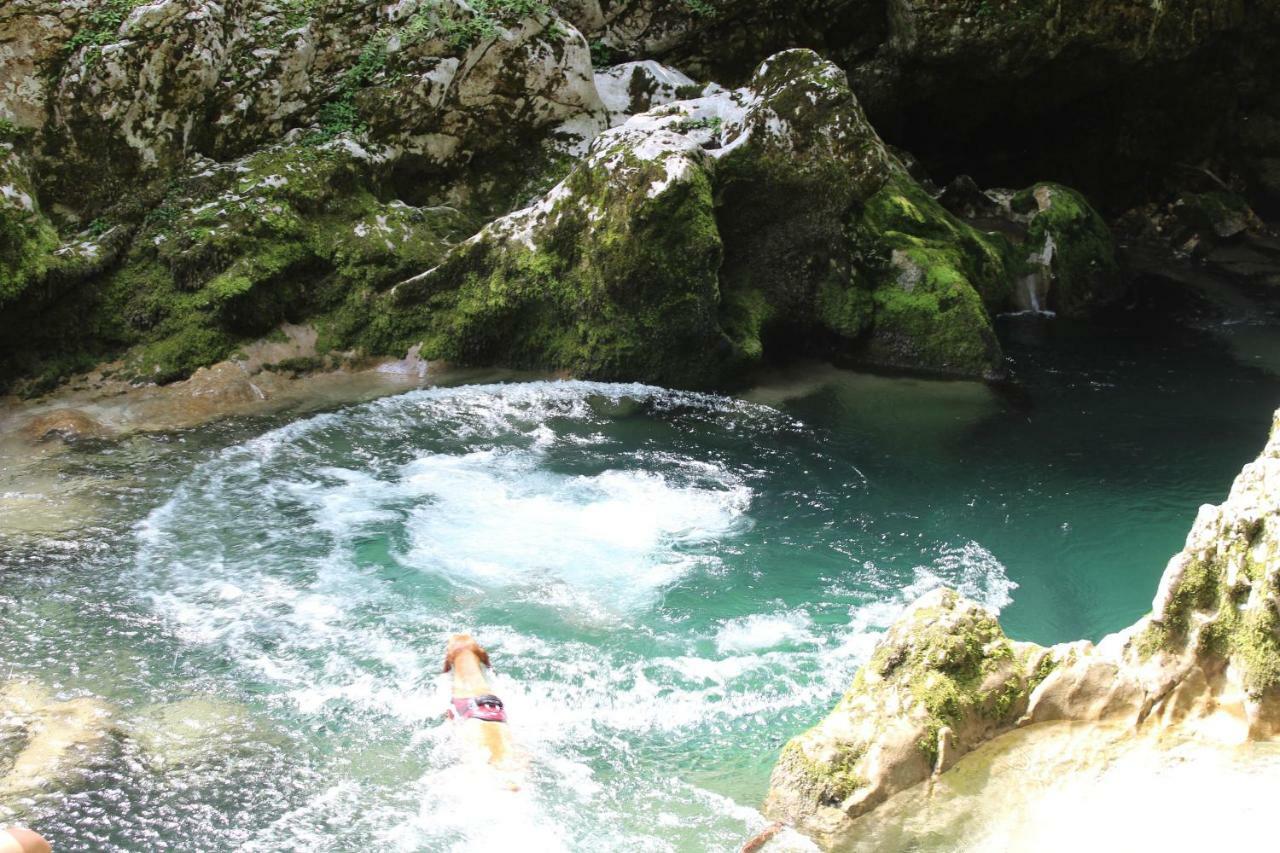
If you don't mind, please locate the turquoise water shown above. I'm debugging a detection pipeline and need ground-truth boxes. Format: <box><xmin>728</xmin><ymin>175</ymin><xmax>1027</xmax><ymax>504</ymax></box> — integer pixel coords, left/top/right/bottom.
<box><xmin>2</xmin><ymin>308</ymin><xmax>1279</xmax><ymax>851</ymax></box>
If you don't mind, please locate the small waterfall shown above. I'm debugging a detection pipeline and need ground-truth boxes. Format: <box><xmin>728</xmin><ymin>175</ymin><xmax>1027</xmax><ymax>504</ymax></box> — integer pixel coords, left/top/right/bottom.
<box><xmin>1014</xmin><ymin>234</ymin><xmax>1056</xmax><ymax>316</ymax></box>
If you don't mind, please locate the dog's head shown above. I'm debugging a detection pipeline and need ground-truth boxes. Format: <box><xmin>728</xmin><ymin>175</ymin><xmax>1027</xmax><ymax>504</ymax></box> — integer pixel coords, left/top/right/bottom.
<box><xmin>443</xmin><ymin>633</ymin><xmax>491</xmax><ymax>673</ymax></box>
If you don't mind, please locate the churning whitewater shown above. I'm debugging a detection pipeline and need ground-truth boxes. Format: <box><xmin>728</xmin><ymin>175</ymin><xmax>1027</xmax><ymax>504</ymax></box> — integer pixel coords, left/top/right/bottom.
<box><xmin>122</xmin><ymin>381</ymin><xmax>1016</xmax><ymax>850</ymax></box>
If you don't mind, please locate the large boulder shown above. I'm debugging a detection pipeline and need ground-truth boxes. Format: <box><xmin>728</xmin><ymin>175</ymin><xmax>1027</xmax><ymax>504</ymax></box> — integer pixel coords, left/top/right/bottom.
<box><xmin>356</xmin><ymin>49</ymin><xmax>1012</xmax><ymax>385</ymax></box>
<box><xmin>2</xmin><ymin>4</ymin><xmax>1130</xmax><ymax>393</ymax></box>
<box><xmin>1009</xmin><ymin>182</ymin><xmax>1122</xmax><ymax>317</ymax></box>
<box><xmin>0</xmin><ymin>0</ymin><xmax>605</xmax><ymax>218</ymax></box>
<box><xmin>762</xmin><ymin>590</ymin><xmax>1058</xmax><ymax>846</ymax></box>
<box><xmin>0</xmin><ymin>135</ymin><xmax>463</xmax><ymax>386</ymax></box>
<box><xmin>564</xmin><ymin>1</ymin><xmax>1278</xmax><ymax>208</ymax></box>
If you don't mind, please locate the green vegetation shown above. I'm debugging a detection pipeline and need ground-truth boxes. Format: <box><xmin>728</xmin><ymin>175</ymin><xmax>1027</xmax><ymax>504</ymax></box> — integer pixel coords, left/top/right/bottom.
<box><xmin>673</xmin><ymin>116</ymin><xmax>723</xmax><ymax>133</ymax></box>
<box><xmin>682</xmin><ymin>0</ymin><xmax>718</xmax><ymax>17</ymax></box>
<box><xmin>278</xmin><ymin>0</ymin><xmax>323</xmax><ymax>30</ymax></box>
<box><xmin>311</xmin><ymin>0</ymin><xmax>568</xmax><ymax>142</ymax></box>
<box><xmin>66</xmin><ymin>0</ymin><xmax>148</xmax><ymax>67</ymax></box>
<box><xmin>589</xmin><ymin>39</ymin><xmax>615</xmax><ymax>68</ymax></box>
<box><xmin>0</xmin><ymin>119</ymin><xmax>33</xmax><ymax>145</ymax></box>
<box><xmin>403</xmin><ymin>0</ymin><xmax>556</xmax><ymax>52</ymax></box>
<box><xmin>0</xmin><ymin>140</ymin><xmax>464</xmax><ymax>390</ymax></box>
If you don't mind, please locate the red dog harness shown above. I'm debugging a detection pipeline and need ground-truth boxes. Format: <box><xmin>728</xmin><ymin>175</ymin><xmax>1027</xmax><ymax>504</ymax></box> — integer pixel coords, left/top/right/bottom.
<box><xmin>449</xmin><ymin>694</ymin><xmax>507</xmax><ymax>723</ymax></box>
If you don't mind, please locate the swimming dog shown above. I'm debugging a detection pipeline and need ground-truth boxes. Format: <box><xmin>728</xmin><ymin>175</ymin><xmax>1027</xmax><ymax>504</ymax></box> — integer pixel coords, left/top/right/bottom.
<box><xmin>442</xmin><ymin>634</ymin><xmax>521</xmax><ymax>781</ymax></box>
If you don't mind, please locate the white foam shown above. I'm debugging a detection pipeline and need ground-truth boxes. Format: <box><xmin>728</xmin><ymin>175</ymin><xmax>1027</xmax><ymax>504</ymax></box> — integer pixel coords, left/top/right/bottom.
<box><xmin>715</xmin><ymin>610</ymin><xmax>814</xmax><ymax>654</ymax></box>
<box><xmin>400</xmin><ymin>452</ymin><xmax>750</xmax><ymax>609</ymax></box>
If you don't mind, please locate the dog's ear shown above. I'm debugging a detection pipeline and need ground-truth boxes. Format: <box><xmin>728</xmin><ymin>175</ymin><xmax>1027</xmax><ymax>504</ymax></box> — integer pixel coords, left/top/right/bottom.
<box><xmin>442</xmin><ymin>651</ymin><xmax>454</xmax><ymax>674</ymax></box>
<box><xmin>475</xmin><ymin>646</ymin><xmax>491</xmax><ymax>668</ymax></box>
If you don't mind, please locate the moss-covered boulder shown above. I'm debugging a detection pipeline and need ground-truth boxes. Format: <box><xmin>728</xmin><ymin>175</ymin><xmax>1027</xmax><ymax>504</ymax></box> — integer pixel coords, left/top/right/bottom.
<box><xmin>1135</xmin><ymin>408</ymin><xmax>1280</xmax><ymax>724</ymax></box>
<box><xmin>762</xmin><ymin>589</ymin><xmax>1057</xmax><ymax>847</ymax></box>
<box><xmin>0</xmin><ymin>136</ymin><xmax>463</xmax><ymax>387</ymax></box>
<box><xmin>0</xmin><ymin>141</ymin><xmax>58</xmax><ymax>304</ymax></box>
<box><xmin>1009</xmin><ymin>182</ymin><xmax>1122</xmax><ymax>318</ymax></box>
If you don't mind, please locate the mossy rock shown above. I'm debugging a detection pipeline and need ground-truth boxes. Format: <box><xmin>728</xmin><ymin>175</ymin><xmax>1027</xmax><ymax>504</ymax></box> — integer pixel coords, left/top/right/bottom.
<box><xmin>764</xmin><ymin>587</ymin><xmax>1056</xmax><ymax>842</ymax></box>
<box><xmin>0</xmin><ymin>145</ymin><xmax>59</xmax><ymax>305</ymax></box>
<box><xmin>1011</xmin><ymin>182</ymin><xmax>1121</xmax><ymax>318</ymax></box>
<box><xmin>853</xmin><ymin>174</ymin><xmax>1009</xmax><ymax>377</ymax></box>
<box><xmin>0</xmin><ymin>137</ymin><xmax>465</xmax><ymax>389</ymax></box>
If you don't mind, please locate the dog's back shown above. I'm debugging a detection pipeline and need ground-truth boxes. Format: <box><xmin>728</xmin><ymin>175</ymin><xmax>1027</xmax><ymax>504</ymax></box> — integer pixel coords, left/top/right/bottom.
<box><xmin>443</xmin><ymin>634</ymin><xmax>522</xmax><ymax>777</ymax></box>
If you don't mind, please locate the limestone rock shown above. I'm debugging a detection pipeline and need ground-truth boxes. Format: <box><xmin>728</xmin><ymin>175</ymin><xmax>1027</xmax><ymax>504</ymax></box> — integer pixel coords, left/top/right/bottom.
<box><xmin>370</xmin><ymin>49</ymin><xmax>1010</xmax><ymax>385</ymax></box>
<box><xmin>594</xmin><ymin>60</ymin><xmax>701</xmax><ymax>127</ymax></box>
<box><xmin>1</xmin><ymin>1</ymin><xmax>605</xmax><ymax>216</ymax></box>
<box><xmin>762</xmin><ymin>589</ymin><xmax>1058</xmax><ymax>846</ymax></box>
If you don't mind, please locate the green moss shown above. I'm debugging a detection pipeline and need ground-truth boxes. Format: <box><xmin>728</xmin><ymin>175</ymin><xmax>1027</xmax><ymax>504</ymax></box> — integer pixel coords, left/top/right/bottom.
<box><xmin>0</xmin><ymin>146</ymin><xmax>61</xmax><ymax>306</ymax></box>
<box><xmin>131</xmin><ymin>325</ymin><xmax>236</xmax><ymax>384</ymax></box>
<box><xmin>1136</xmin><ymin>540</ymin><xmax>1280</xmax><ymax>698</ymax></box>
<box><xmin>0</xmin><ymin>205</ymin><xmax>59</xmax><ymax>305</ymax></box>
<box><xmin>866</xmin><ymin>592</ymin><xmax>1033</xmax><ymax>762</ymax></box>
<box><xmin>351</xmin><ymin>147</ymin><xmax>727</xmax><ymax>386</ymax></box>
<box><xmin>719</xmin><ymin>288</ymin><xmax>772</xmax><ymax>361</ymax></box>
<box><xmin>65</xmin><ymin>0</ymin><xmax>148</xmax><ymax>59</ymax></box>
<box><xmin>265</xmin><ymin>355</ymin><xmax>326</xmax><ymax>375</ymax></box>
<box><xmin>851</xmin><ymin>174</ymin><xmax>1009</xmax><ymax>376</ymax></box>
<box><xmin>1</xmin><ymin>137</ymin><xmax>469</xmax><ymax>390</ymax></box>
<box><xmin>1175</xmin><ymin>190</ymin><xmax>1254</xmax><ymax>238</ymax></box>
<box><xmin>776</xmin><ymin>739</ymin><xmax>868</xmax><ymax>808</ymax></box>
<box><xmin>1237</xmin><ymin>598</ymin><xmax>1280</xmax><ymax>697</ymax></box>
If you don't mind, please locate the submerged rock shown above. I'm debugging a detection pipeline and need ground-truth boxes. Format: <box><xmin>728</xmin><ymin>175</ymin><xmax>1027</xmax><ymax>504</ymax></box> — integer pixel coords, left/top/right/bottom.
<box><xmin>0</xmin><ymin>682</ymin><xmax>121</xmax><ymax>814</ymax></box>
<box><xmin>765</xmin><ymin>405</ymin><xmax>1280</xmax><ymax>849</ymax></box>
<box><xmin>127</xmin><ymin>698</ymin><xmax>264</xmax><ymax>771</ymax></box>
<box><xmin>18</xmin><ymin>408</ymin><xmax>108</xmax><ymax>443</ymax></box>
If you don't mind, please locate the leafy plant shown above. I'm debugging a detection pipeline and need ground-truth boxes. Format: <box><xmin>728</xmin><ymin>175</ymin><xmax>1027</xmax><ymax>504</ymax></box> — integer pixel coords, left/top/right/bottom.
<box><xmin>589</xmin><ymin>39</ymin><xmax>614</xmax><ymax>68</ymax></box>
<box><xmin>682</xmin><ymin>0</ymin><xmax>717</xmax><ymax>17</ymax></box>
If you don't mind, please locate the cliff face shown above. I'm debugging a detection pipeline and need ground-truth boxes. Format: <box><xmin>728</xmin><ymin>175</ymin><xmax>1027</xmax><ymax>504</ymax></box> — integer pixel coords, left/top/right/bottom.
<box><xmin>570</xmin><ymin>1</ymin><xmax>1280</xmax><ymax>210</ymax></box>
<box><xmin>0</xmin><ymin>1</ymin><xmax>1273</xmax><ymax>393</ymax></box>
<box><xmin>764</xmin><ymin>407</ymin><xmax>1280</xmax><ymax>849</ymax></box>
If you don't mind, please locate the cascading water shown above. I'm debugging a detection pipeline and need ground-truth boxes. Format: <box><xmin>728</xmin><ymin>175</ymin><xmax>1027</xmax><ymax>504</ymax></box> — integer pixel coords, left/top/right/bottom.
<box><xmin>1016</xmin><ymin>234</ymin><xmax>1057</xmax><ymax>316</ymax></box>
